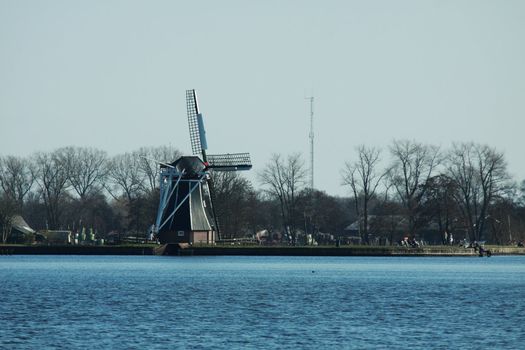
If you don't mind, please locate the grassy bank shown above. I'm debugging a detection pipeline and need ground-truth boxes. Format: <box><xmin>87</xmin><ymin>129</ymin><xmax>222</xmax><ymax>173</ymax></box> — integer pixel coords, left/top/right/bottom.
<box><xmin>1</xmin><ymin>244</ymin><xmax>524</xmax><ymax>256</ymax></box>
<box><xmin>187</xmin><ymin>245</ymin><xmax>477</xmax><ymax>257</ymax></box>
<box><xmin>0</xmin><ymin>244</ymin><xmax>158</xmax><ymax>255</ymax></box>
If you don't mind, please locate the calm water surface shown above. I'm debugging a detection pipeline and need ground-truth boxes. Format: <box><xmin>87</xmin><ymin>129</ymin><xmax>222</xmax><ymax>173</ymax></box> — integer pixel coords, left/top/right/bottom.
<box><xmin>1</xmin><ymin>255</ymin><xmax>524</xmax><ymax>349</ymax></box>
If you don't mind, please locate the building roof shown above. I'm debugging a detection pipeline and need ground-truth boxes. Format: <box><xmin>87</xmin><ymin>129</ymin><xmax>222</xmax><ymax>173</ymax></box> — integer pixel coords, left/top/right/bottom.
<box><xmin>164</xmin><ymin>156</ymin><xmax>206</xmax><ymax>177</ymax></box>
<box><xmin>11</xmin><ymin>215</ymin><xmax>35</xmax><ymax>235</ymax></box>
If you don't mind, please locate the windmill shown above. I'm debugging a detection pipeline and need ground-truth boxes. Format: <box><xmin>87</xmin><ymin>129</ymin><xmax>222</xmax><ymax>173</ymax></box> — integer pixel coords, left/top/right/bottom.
<box><xmin>153</xmin><ymin>89</ymin><xmax>252</xmax><ymax>244</ymax></box>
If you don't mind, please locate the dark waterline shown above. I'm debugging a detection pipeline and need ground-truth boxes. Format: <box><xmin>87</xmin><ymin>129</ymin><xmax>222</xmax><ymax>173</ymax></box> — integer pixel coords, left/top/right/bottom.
<box><xmin>1</xmin><ymin>255</ymin><xmax>524</xmax><ymax>349</ymax></box>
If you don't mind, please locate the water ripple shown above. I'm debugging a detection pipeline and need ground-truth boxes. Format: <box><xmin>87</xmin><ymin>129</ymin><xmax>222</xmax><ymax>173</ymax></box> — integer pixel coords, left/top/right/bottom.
<box><xmin>1</xmin><ymin>255</ymin><xmax>524</xmax><ymax>349</ymax></box>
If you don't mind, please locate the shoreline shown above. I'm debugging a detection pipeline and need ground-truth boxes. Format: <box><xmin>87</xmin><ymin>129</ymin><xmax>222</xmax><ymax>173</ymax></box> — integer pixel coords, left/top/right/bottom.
<box><xmin>1</xmin><ymin>244</ymin><xmax>524</xmax><ymax>256</ymax></box>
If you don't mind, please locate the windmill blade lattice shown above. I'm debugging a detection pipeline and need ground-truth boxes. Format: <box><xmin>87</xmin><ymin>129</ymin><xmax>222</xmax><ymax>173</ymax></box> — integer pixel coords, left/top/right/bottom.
<box><xmin>186</xmin><ymin>89</ymin><xmax>204</xmax><ymax>156</ymax></box>
<box><xmin>206</xmin><ymin>153</ymin><xmax>252</xmax><ymax>171</ymax></box>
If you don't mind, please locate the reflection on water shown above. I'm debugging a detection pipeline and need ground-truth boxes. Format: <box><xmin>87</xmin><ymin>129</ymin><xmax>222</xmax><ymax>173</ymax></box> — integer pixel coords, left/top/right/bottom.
<box><xmin>1</xmin><ymin>256</ymin><xmax>524</xmax><ymax>349</ymax></box>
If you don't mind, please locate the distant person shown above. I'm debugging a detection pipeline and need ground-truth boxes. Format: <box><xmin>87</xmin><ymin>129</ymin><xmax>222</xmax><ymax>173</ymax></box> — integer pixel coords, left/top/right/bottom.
<box><xmin>148</xmin><ymin>224</ymin><xmax>155</xmax><ymax>241</ymax></box>
<box><xmin>449</xmin><ymin>233</ymin><xmax>454</xmax><ymax>246</ymax></box>
<box><xmin>478</xmin><ymin>245</ymin><xmax>491</xmax><ymax>257</ymax></box>
<box><xmin>443</xmin><ymin>231</ymin><xmax>449</xmax><ymax>245</ymax></box>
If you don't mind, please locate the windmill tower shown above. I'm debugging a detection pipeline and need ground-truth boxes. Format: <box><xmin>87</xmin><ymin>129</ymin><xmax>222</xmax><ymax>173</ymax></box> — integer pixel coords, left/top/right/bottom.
<box><xmin>154</xmin><ymin>90</ymin><xmax>252</xmax><ymax>244</ymax></box>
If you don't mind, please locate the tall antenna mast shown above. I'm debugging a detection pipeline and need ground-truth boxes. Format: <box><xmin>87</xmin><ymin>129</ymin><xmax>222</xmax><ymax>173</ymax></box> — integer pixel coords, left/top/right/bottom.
<box><xmin>306</xmin><ymin>96</ymin><xmax>314</xmax><ymax>189</ymax></box>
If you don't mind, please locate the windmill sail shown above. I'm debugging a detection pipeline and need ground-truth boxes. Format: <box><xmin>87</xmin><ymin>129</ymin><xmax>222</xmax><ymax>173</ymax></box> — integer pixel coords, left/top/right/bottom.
<box><xmin>206</xmin><ymin>153</ymin><xmax>252</xmax><ymax>171</ymax></box>
<box><xmin>186</xmin><ymin>89</ymin><xmax>208</xmax><ymax>156</ymax></box>
<box><xmin>197</xmin><ymin>113</ymin><xmax>208</xmax><ymax>151</ymax></box>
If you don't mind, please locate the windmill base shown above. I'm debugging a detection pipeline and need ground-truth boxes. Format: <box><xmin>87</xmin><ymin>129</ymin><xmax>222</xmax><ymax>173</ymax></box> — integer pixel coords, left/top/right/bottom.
<box><xmin>157</xmin><ymin>230</ymin><xmax>215</xmax><ymax>245</ymax></box>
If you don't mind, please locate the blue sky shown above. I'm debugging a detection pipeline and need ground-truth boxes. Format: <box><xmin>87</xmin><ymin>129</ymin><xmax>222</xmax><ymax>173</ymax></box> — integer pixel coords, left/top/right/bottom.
<box><xmin>1</xmin><ymin>0</ymin><xmax>524</xmax><ymax>195</ymax></box>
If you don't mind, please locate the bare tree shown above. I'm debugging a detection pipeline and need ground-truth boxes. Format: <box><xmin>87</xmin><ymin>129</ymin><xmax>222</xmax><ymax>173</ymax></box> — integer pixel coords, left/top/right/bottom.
<box><xmin>342</xmin><ymin>145</ymin><xmax>385</xmax><ymax>244</ymax></box>
<box><xmin>258</xmin><ymin>153</ymin><xmax>307</xmax><ymax>243</ymax></box>
<box><xmin>106</xmin><ymin>152</ymin><xmax>145</xmax><ymax>202</ymax></box>
<box><xmin>105</xmin><ymin>152</ymin><xmax>150</xmax><ymax>234</ymax></box>
<box><xmin>519</xmin><ymin>179</ymin><xmax>525</xmax><ymax>206</ymax></box>
<box><xmin>33</xmin><ymin>149</ymin><xmax>71</xmax><ymax>229</ymax></box>
<box><xmin>447</xmin><ymin>143</ymin><xmax>511</xmax><ymax>241</ymax></box>
<box><xmin>0</xmin><ymin>193</ymin><xmax>17</xmax><ymax>243</ymax></box>
<box><xmin>0</xmin><ymin>155</ymin><xmax>34</xmax><ymax>209</ymax></box>
<box><xmin>137</xmin><ymin>146</ymin><xmax>181</xmax><ymax>194</ymax></box>
<box><xmin>388</xmin><ymin>140</ymin><xmax>440</xmax><ymax>236</ymax></box>
<box><xmin>295</xmin><ymin>189</ymin><xmax>349</xmax><ymax>242</ymax></box>
<box><xmin>212</xmin><ymin>171</ymin><xmax>254</xmax><ymax>239</ymax></box>
<box><xmin>64</xmin><ymin>147</ymin><xmax>108</xmax><ymax>199</ymax></box>
<box><xmin>423</xmin><ymin>174</ymin><xmax>461</xmax><ymax>239</ymax></box>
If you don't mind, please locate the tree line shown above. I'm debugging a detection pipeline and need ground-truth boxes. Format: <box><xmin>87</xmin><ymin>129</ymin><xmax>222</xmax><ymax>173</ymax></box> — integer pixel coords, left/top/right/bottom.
<box><xmin>341</xmin><ymin>141</ymin><xmax>525</xmax><ymax>245</ymax></box>
<box><xmin>1</xmin><ymin>140</ymin><xmax>524</xmax><ymax>245</ymax></box>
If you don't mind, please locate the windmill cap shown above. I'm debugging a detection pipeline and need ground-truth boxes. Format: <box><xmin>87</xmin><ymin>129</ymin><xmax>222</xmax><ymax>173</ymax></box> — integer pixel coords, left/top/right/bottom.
<box><xmin>167</xmin><ymin>156</ymin><xmax>207</xmax><ymax>177</ymax></box>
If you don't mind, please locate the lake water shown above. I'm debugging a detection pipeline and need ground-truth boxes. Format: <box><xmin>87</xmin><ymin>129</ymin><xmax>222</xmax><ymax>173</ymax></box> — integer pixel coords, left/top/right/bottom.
<box><xmin>1</xmin><ymin>255</ymin><xmax>524</xmax><ymax>349</ymax></box>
